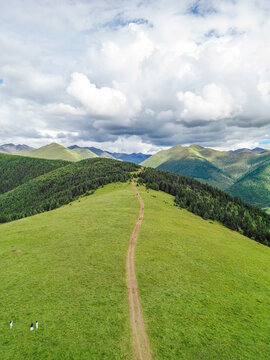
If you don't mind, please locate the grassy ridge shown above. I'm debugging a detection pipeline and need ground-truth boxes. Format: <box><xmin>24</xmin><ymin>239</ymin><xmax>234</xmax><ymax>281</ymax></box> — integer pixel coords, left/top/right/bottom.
<box><xmin>0</xmin><ymin>183</ymin><xmax>137</xmax><ymax>360</ymax></box>
<box><xmin>138</xmin><ymin>167</ymin><xmax>270</xmax><ymax>246</ymax></box>
<box><xmin>70</xmin><ymin>147</ymin><xmax>98</xmax><ymax>159</ymax></box>
<box><xmin>0</xmin><ymin>158</ymin><xmax>138</xmax><ymax>223</ymax></box>
<box><xmin>0</xmin><ymin>153</ymin><xmax>68</xmax><ymax>194</ymax></box>
<box><xmin>136</xmin><ymin>186</ymin><xmax>270</xmax><ymax>359</ymax></box>
<box><xmin>20</xmin><ymin>143</ymin><xmax>83</xmax><ymax>162</ymax></box>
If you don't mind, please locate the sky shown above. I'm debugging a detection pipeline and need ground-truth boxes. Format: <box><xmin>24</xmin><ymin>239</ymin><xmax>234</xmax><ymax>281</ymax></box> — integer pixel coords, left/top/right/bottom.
<box><xmin>1</xmin><ymin>0</ymin><xmax>270</xmax><ymax>153</ymax></box>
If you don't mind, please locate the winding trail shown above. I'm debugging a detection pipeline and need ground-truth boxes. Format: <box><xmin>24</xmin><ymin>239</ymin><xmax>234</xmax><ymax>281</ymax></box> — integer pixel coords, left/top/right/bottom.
<box><xmin>126</xmin><ymin>180</ymin><xmax>153</xmax><ymax>360</ymax></box>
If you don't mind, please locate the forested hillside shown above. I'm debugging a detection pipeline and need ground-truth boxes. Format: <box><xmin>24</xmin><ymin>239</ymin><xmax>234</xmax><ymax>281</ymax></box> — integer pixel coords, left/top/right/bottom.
<box><xmin>138</xmin><ymin>167</ymin><xmax>270</xmax><ymax>246</ymax></box>
<box><xmin>228</xmin><ymin>158</ymin><xmax>270</xmax><ymax>208</ymax></box>
<box><xmin>157</xmin><ymin>157</ymin><xmax>233</xmax><ymax>190</ymax></box>
<box><xmin>0</xmin><ymin>158</ymin><xmax>138</xmax><ymax>223</ymax></box>
<box><xmin>141</xmin><ymin>144</ymin><xmax>270</xmax><ymax>207</ymax></box>
<box><xmin>0</xmin><ymin>153</ymin><xmax>69</xmax><ymax>194</ymax></box>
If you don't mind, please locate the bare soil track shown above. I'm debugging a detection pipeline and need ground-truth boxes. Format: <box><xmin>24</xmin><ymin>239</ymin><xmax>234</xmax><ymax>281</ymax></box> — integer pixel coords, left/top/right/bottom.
<box><xmin>126</xmin><ymin>181</ymin><xmax>153</xmax><ymax>360</ymax></box>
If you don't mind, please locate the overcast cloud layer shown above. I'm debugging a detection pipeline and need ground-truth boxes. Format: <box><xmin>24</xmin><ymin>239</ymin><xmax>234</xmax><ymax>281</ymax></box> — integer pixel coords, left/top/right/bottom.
<box><xmin>1</xmin><ymin>0</ymin><xmax>270</xmax><ymax>153</ymax></box>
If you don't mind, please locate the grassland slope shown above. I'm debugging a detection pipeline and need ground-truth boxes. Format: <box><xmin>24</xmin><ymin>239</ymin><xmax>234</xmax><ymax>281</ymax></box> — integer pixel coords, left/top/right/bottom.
<box><xmin>70</xmin><ymin>147</ymin><xmax>98</xmax><ymax>159</ymax></box>
<box><xmin>0</xmin><ymin>158</ymin><xmax>138</xmax><ymax>223</ymax></box>
<box><xmin>1</xmin><ymin>182</ymin><xmax>270</xmax><ymax>359</ymax></box>
<box><xmin>137</xmin><ymin>186</ymin><xmax>270</xmax><ymax>359</ymax></box>
<box><xmin>138</xmin><ymin>167</ymin><xmax>270</xmax><ymax>246</ymax></box>
<box><xmin>0</xmin><ymin>183</ymin><xmax>138</xmax><ymax>360</ymax></box>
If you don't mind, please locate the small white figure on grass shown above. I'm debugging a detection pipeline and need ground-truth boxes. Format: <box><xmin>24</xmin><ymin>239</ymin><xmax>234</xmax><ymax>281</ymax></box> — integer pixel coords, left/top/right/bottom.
<box><xmin>30</xmin><ymin>322</ymin><xmax>34</xmax><ymax>331</ymax></box>
<box><xmin>35</xmin><ymin>321</ymin><xmax>38</xmax><ymax>329</ymax></box>
<box><xmin>10</xmin><ymin>320</ymin><xmax>13</xmax><ymax>329</ymax></box>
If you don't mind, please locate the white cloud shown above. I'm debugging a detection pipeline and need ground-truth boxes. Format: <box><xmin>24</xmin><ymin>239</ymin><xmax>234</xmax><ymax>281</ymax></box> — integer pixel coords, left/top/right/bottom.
<box><xmin>45</xmin><ymin>103</ymin><xmax>86</xmax><ymax>116</ymax></box>
<box><xmin>67</xmin><ymin>72</ymin><xmax>132</xmax><ymax>117</ymax></box>
<box><xmin>177</xmin><ymin>84</ymin><xmax>241</xmax><ymax>121</ymax></box>
<box><xmin>258</xmin><ymin>82</ymin><xmax>270</xmax><ymax>97</ymax></box>
<box><xmin>1</xmin><ymin>0</ymin><xmax>270</xmax><ymax>152</ymax></box>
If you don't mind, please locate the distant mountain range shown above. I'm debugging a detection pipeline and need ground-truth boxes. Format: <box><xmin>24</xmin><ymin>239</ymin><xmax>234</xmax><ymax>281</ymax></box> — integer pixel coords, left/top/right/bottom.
<box><xmin>68</xmin><ymin>145</ymin><xmax>151</xmax><ymax>164</ymax></box>
<box><xmin>1</xmin><ymin>142</ymin><xmax>270</xmax><ymax>208</ymax></box>
<box><xmin>0</xmin><ymin>143</ymin><xmax>34</xmax><ymax>154</ymax></box>
<box><xmin>18</xmin><ymin>143</ymin><xmax>98</xmax><ymax>162</ymax></box>
<box><xmin>229</xmin><ymin>147</ymin><xmax>269</xmax><ymax>154</ymax></box>
<box><xmin>0</xmin><ymin>143</ymin><xmax>151</xmax><ymax>164</ymax></box>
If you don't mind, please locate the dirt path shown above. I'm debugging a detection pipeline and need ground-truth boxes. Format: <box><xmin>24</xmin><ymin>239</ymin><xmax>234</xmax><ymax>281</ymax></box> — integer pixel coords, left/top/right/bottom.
<box><xmin>126</xmin><ymin>180</ymin><xmax>153</xmax><ymax>360</ymax></box>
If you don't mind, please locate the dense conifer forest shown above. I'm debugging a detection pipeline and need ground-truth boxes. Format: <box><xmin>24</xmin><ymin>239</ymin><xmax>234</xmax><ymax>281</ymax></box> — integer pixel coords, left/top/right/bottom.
<box><xmin>138</xmin><ymin>167</ymin><xmax>270</xmax><ymax>246</ymax></box>
<box><xmin>0</xmin><ymin>158</ymin><xmax>138</xmax><ymax>223</ymax></box>
<box><xmin>0</xmin><ymin>153</ymin><xmax>69</xmax><ymax>194</ymax></box>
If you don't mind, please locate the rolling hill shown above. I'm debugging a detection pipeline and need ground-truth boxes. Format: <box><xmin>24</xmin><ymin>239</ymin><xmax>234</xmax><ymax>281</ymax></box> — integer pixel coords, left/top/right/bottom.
<box><xmin>141</xmin><ymin>144</ymin><xmax>270</xmax><ymax>206</ymax></box>
<box><xmin>141</xmin><ymin>144</ymin><xmax>267</xmax><ymax>181</ymax></box>
<box><xmin>17</xmin><ymin>143</ymin><xmax>115</xmax><ymax>162</ymax></box>
<box><xmin>69</xmin><ymin>147</ymin><xmax>98</xmax><ymax>159</ymax></box>
<box><xmin>19</xmin><ymin>143</ymin><xmax>84</xmax><ymax>162</ymax></box>
<box><xmin>141</xmin><ymin>145</ymin><xmax>234</xmax><ymax>190</ymax></box>
<box><xmin>1</xmin><ymin>181</ymin><xmax>270</xmax><ymax>359</ymax></box>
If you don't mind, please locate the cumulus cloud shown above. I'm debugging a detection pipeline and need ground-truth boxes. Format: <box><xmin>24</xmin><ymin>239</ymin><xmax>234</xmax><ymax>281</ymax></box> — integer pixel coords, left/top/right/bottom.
<box><xmin>66</xmin><ymin>72</ymin><xmax>131</xmax><ymax>117</ymax></box>
<box><xmin>1</xmin><ymin>0</ymin><xmax>270</xmax><ymax>152</ymax></box>
<box><xmin>177</xmin><ymin>84</ymin><xmax>241</xmax><ymax>121</ymax></box>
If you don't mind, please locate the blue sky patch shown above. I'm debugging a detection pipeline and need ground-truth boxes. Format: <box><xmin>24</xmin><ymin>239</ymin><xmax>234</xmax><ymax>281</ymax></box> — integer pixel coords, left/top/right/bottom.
<box><xmin>259</xmin><ymin>140</ymin><xmax>270</xmax><ymax>145</ymax></box>
<box><xmin>188</xmin><ymin>1</ymin><xmax>217</xmax><ymax>16</ymax></box>
<box><xmin>205</xmin><ymin>29</ymin><xmax>221</xmax><ymax>38</ymax></box>
<box><xmin>104</xmin><ymin>13</ymin><xmax>149</xmax><ymax>30</ymax></box>
<box><xmin>0</xmin><ymin>78</ymin><xmax>3</xmax><ymax>84</ymax></box>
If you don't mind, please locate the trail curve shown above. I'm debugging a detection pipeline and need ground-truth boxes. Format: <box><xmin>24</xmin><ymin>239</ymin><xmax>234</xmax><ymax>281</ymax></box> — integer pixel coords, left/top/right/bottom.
<box><xmin>126</xmin><ymin>180</ymin><xmax>153</xmax><ymax>360</ymax></box>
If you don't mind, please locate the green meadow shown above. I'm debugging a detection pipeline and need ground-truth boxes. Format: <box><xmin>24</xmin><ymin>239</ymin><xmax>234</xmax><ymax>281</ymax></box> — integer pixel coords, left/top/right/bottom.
<box><xmin>1</xmin><ymin>180</ymin><xmax>270</xmax><ymax>359</ymax></box>
<box><xmin>0</xmin><ymin>183</ymin><xmax>137</xmax><ymax>360</ymax></box>
<box><xmin>136</xmin><ymin>186</ymin><xmax>270</xmax><ymax>360</ymax></box>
